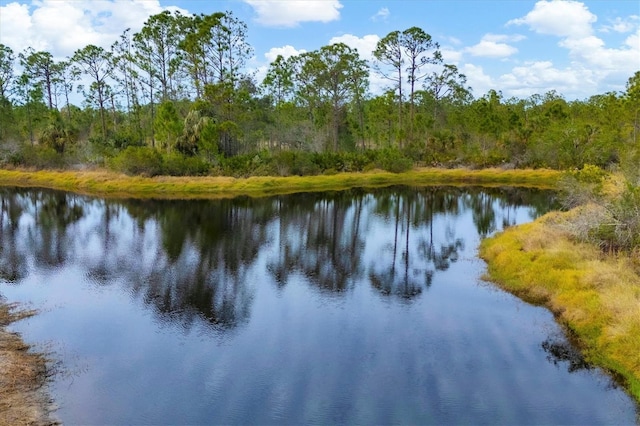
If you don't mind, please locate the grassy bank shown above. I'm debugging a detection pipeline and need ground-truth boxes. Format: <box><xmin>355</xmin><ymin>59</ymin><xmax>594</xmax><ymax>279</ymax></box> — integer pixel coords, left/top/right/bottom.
<box><xmin>0</xmin><ymin>167</ymin><xmax>561</xmax><ymax>199</ymax></box>
<box><xmin>480</xmin><ymin>209</ymin><xmax>640</xmax><ymax>403</ymax></box>
<box><xmin>0</xmin><ymin>302</ymin><xmax>57</xmax><ymax>425</ymax></box>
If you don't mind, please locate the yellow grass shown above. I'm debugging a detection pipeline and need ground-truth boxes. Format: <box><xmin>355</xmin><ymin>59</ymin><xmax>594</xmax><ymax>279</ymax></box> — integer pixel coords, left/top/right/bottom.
<box><xmin>0</xmin><ymin>167</ymin><xmax>561</xmax><ymax>199</ymax></box>
<box><xmin>480</xmin><ymin>210</ymin><xmax>640</xmax><ymax>403</ymax></box>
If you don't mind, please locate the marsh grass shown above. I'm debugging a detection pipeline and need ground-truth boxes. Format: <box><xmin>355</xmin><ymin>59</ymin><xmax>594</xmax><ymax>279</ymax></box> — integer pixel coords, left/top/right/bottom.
<box><xmin>480</xmin><ymin>211</ymin><xmax>640</xmax><ymax>403</ymax></box>
<box><xmin>0</xmin><ymin>302</ymin><xmax>58</xmax><ymax>425</ymax></box>
<box><xmin>0</xmin><ymin>167</ymin><xmax>561</xmax><ymax>200</ymax></box>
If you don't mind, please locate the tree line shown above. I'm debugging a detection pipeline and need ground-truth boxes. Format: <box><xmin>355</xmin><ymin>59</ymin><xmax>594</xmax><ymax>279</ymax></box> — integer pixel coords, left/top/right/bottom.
<box><xmin>0</xmin><ymin>10</ymin><xmax>638</xmax><ymax>176</ymax></box>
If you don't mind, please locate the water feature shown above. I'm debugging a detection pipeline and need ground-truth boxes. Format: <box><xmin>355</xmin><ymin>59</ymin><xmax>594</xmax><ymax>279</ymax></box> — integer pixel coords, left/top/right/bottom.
<box><xmin>0</xmin><ymin>186</ymin><xmax>637</xmax><ymax>424</ymax></box>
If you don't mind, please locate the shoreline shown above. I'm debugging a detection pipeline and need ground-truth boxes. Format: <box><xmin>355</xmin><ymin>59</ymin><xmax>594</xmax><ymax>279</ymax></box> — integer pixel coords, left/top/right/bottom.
<box><xmin>0</xmin><ymin>167</ymin><xmax>560</xmax><ymax>199</ymax></box>
<box><xmin>480</xmin><ymin>209</ymin><xmax>640</xmax><ymax>405</ymax></box>
<box><xmin>0</xmin><ymin>303</ymin><xmax>58</xmax><ymax>425</ymax></box>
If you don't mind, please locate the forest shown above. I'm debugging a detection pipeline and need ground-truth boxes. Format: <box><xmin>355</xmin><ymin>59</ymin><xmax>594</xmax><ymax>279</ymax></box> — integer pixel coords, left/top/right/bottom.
<box><xmin>0</xmin><ymin>9</ymin><xmax>638</xmax><ymax>178</ymax></box>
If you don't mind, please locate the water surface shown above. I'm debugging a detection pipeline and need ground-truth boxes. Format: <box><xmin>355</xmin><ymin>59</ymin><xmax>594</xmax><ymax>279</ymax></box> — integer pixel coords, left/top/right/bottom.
<box><xmin>0</xmin><ymin>186</ymin><xmax>637</xmax><ymax>424</ymax></box>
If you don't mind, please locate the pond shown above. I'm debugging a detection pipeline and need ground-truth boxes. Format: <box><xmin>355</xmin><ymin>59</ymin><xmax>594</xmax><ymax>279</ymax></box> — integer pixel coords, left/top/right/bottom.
<box><xmin>0</xmin><ymin>186</ymin><xmax>637</xmax><ymax>425</ymax></box>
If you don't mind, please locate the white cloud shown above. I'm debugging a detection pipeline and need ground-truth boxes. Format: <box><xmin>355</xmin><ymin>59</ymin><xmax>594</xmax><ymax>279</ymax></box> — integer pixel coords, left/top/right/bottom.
<box><xmin>461</xmin><ymin>61</ymin><xmax>595</xmax><ymax>100</ymax></box>
<box><xmin>440</xmin><ymin>47</ymin><xmax>463</xmax><ymax>64</ymax></box>
<box><xmin>442</xmin><ymin>36</ymin><xmax>463</xmax><ymax>46</ymax></box>
<box><xmin>465</xmin><ymin>36</ymin><xmax>518</xmax><ymax>58</ymax></box>
<box><xmin>328</xmin><ymin>34</ymin><xmax>380</xmax><ymax>61</ymax></box>
<box><xmin>0</xmin><ymin>0</ymin><xmax>187</xmax><ymax>59</ymax></box>
<box><xmin>503</xmin><ymin>1</ymin><xmax>640</xmax><ymax>98</ymax></box>
<box><xmin>482</xmin><ymin>33</ymin><xmax>526</xmax><ymax>43</ymax></box>
<box><xmin>264</xmin><ymin>45</ymin><xmax>307</xmax><ymax>62</ymax></box>
<box><xmin>507</xmin><ymin>0</ymin><xmax>596</xmax><ymax>39</ymax></box>
<box><xmin>561</xmin><ymin>30</ymin><xmax>640</xmax><ymax>76</ymax></box>
<box><xmin>498</xmin><ymin>61</ymin><xmax>596</xmax><ymax>99</ymax></box>
<box><xmin>371</xmin><ymin>7</ymin><xmax>389</xmax><ymax>22</ymax></box>
<box><xmin>0</xmin><ymin>2</ymin><xmax>47</xmax><ymax>54</ymax></box>
<box><xmin>599</xmin><ymin>15</ymin><xmax>640</xmax><ymax>34</ymax></box>
<box><xmin>243</xmin><ymin>0</ymin><xmax>342</xmax><ymax>27</ymax></box>
<box><xmin>460</xmin><ymin>63</ymin><xmax>494</xmax><ymax>96</ymax></box>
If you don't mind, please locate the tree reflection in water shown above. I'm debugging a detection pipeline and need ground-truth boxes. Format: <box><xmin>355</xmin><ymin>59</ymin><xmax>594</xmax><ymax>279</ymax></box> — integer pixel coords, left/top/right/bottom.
<box><xmin>0</xmin><ymin>185</ymin><xmax>557</xmax><ymax>326</ymax></box>
<box><xmin>542</xmin><ymin>336</ymin><xmax>592</xmax><ymax>373</ymax></box>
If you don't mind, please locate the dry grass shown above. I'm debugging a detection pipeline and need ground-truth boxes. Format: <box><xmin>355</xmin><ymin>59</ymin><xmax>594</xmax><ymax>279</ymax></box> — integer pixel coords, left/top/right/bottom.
<box><xmin>480</xmin><ymin>210</ymin><xmax>640</xmax><ymax>403</ymax></box>
<box><xmin>0</xmin><ymin>167</ymin><xmax>561</xmax><ymax>200</ymax></box>
<box><xmin>0</xmin><ymin>303</ymin><xmax>57</xmax><ymax>426</ymax></box>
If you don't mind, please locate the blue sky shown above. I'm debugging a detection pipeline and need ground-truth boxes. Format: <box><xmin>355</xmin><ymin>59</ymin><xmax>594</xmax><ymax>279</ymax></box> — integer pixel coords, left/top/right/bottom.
<box><xmin>0</xmin><ymin>0</ymin><xmax>638</xmax><ymax>100</ymax></box>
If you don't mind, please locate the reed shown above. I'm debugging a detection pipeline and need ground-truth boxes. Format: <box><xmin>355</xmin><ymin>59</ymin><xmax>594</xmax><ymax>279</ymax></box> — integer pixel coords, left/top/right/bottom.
<box><xmin>0</xmin><ymin>167</ymin><xmax>561</xmax><ymax>199</ymax></box>
<box><xmin>480</xmin><ymin>210</ymin><xmax>640</xmax><ymax>403</ymax></box>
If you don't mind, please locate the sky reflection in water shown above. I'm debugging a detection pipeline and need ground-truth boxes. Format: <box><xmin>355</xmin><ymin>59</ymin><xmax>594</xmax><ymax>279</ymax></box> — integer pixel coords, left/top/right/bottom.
<box><xmin>0</xmin><ymin>186</ymin><xmax>637</xmax><ymax>425</ymax></box>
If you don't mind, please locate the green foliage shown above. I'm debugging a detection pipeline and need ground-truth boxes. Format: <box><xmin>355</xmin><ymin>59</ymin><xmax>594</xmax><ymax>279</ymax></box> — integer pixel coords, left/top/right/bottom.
<box><xmin>8</xmin><ymin>144</ymin><xmax>66</xmax><ymax>169</ymax></box>
<box><xmin>0</xmin><ymin>14</ymin><xmax>638</xmax><ymax>177</ymax></box>
<box><xmin>155</xmin><ymin>101</ymin><xmax>184</xmax><ymax>151</ymax></box>
<box><xmin>271</xmin><ymin>151</ymin><xmax>320</xmax><ymax>177</ymax></box>
<box><xmin>560</xmin><ymin>164</ymin><xmax>607</xmax><ymax>209</ymax></box>
<box><xmin>162</xmin><ymin>153</ymin><xmax>210</xmax><ymax>176</ymax></box>
<box><xmin>39</xmin><ymin>111</ymin><xmax>76</xmax><ymax>154</ymax></box>
<box><xmin>376</xmin><ymin>148</ymin><xmax>413</xmax><ymax>173</ymax></box>
<box><xmin>109</xmin><ymin>146</ymin><xmax>163</xmax><ymax>176</ymax></box>
<box><xmin>569</xmin><ymin>164</ymin><xmax>607</xmax><ymax>185</ymax></box>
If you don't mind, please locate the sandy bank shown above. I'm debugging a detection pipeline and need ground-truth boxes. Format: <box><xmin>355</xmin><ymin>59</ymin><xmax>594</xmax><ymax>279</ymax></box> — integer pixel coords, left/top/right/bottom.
<box><xmin>0</xmin><ymin>302</ymin><xmax>57</xmax><ymax>426</ymax></box>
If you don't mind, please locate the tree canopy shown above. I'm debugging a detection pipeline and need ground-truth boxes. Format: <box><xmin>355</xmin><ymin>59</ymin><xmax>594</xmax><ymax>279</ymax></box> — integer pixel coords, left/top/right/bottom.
<box><xmin>0</xmin><ymin>12</ymin><xmax>638</xmax><ymax>176</ymax></box>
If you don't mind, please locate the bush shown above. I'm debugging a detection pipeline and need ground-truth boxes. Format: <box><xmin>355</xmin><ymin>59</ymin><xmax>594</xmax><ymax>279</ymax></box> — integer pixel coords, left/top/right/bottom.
<box><xmin>8</xmin><ymin>144</ymin><xmax>66</xmax><ymax>169</ymax></box>
<box><xmin>561</xmin><ymin>165</ymin><xmax>640</xmax><ymax>253</ymax></box>
<box><xmin>162</xmin><ymin>153</ymin><xmax>210</xmax><ymax>176</ymax></box>
<box><xmin>272</xmin><ymin>151</ymin><xmax>319</xmax><ymax>176</ymax></box>
<box><xmin>376</xmin><ymin>148</ymin><xmax>413</xmax><ymax>173</ymax></box>
<box><xmin>311</xmin><ymin>151</ymin><xmax>344</xmax><ymax>172</ymax></box>
<box><xmin>220</xmin><ymin>153</ymin><xmax>256</xmax><ymax>177</ymax></box>
<box><xmin>109</xmin><ymin>146</ymin><xmax>163</xmax><ymax>176</ymax></box>
<box><xmin>559</xmin><ymin>164</ymin><xmax>607</xmax><ymax>209</ymax></box>
<box><xmin>605</xmin><ymin>184</ymin><xmax>640</xmax><ymax>251</ymax></box>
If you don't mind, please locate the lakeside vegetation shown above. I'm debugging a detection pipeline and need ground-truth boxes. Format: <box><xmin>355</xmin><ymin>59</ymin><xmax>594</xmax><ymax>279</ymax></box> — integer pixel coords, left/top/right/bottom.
<box><xmin>480</xmin><ymin>209</ymin><xmax>640</xmax><ymax>402</ymax></box>
<box><xmin>481</xmin><ymin>161</ymin><xmax>640</xmax><ymax>403</ymax></box>
<box><xmin>0</xmin><ymin>167</ymin><xmax>561</xmax><ymax>199</ymax></box>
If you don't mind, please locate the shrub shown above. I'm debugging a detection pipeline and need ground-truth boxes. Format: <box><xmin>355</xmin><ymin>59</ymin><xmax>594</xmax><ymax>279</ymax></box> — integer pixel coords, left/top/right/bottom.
<box><xmin>561</xmin><ymin>165</ymin><xmax>640</xmax><ymax>253</ymax></box>
<box><xmin>220</xmin><ymin>153</ymin><xmax>255</xmax><ymax>177</ymax></box>
<box><xmin>162</xmin><ymin>153</ymin><xmax>210</xmax><ymax>176</ymax></box>
<box><xmin>8</xmin><ymin>144</ymin><xmax>66</xmax><ymax>169</ymax></box>
<box><xmin>605</xmin><ymin>184</ymin><xmax>640</xmax><ymax>251</ymax></box>
<box><xmin>272</xmin><ymin>151</ymin><xmax>319</xmax><ymax>176</ymax></box>
<box><xmin>109</xmin><ymin>146</ymin><xmax>163</xmax><ymax>176</ymax></box>
<box><xmin>311</xmin><ymin>151</ymin><xmax>344</xmax><ymax>172</ymax></box>
<box><xmin>559</xmin><ymin>164</ymin><xmax>607</xmax><ymax>209</ymax></box>
<box><xmin>376</xmin><ymin>148</ymin><xmax>413</xmax><ymax>173</ymax></box>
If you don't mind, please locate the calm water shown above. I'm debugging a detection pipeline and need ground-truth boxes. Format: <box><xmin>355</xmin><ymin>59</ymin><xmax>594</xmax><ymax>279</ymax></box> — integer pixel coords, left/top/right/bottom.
<box><xmin>0</xmin><ymin>186</ymin><xmax>637</xmax><ymax>425</ymax></box>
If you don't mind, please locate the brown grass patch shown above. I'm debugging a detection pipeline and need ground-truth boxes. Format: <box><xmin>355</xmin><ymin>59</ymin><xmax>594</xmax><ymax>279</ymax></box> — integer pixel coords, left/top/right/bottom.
<box><xmin>0</xmin><ymin>303</ymin><xmax>57</xmax><ymax>426</ymax></box>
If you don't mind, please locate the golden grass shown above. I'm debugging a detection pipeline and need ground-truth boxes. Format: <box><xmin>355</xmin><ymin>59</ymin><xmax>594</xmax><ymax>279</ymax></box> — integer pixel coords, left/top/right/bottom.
<box><xmin>480</xmin><ymin>210</ymin><xmax>640</xmax><ymax>403</ymax></box>
<box><xmin>0</xmin><ymin>167</ymin><xmax>561</xmax><ymax>199</ymax></box>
